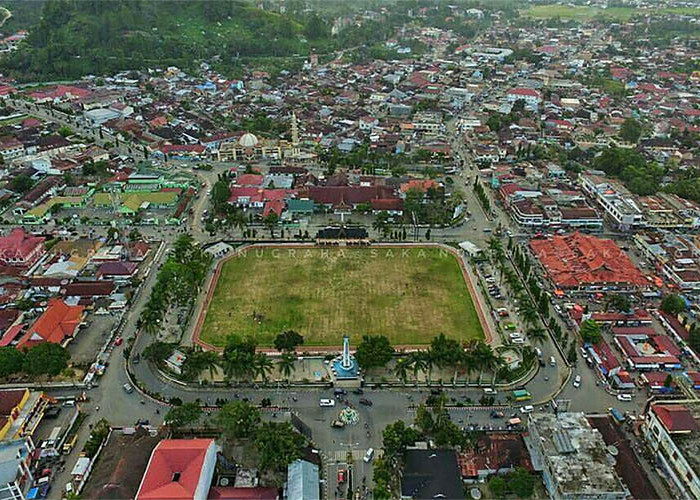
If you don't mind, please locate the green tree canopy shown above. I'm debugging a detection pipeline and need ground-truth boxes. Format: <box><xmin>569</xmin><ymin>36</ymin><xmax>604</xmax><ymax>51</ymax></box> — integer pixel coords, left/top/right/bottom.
<box><xmin>23</xmin><ymin>343</ymin><xmax>70</xmax><ymax>376</ymax></box>
<box><xmin>273</xmin><ymin>330</ymin><xmax>304</xmax><ymax>352</ymax></box>
<box><xmin>661</xmin><ymin>294</ymin><xmax>685</xmax><ymax>315</ymax></box>
<box><xmin>254</xmin><ymin>422</ymin><xmax>305</xmax><ymax>471</ymax></box>
<box><xmin>355</xmin><ymin>335</ymin><xmax>394</xmax><ymax>371</ymax></box>
<box><xmin>579</xmin><ymin>319</ymin><xmax>602</xmax><ymax>344</ymax></box>
<box><xmin>619</xmin><ymin>117</ymin><xmax>642</xmax><ymax>143</ymax></box>
<box><xmin>216</xmin><ymin>400</ymin><xmax>260</xmax><ymax>440</ymax></box>
<box><xmin>0</xmin><ymin>347</ymin><xmax>25</xmax><ymax>378</ymax></box>
<box><xmin>164</xmin><ymin>402</ymin><xmax>202</xmax><ymax>428</ymax></box>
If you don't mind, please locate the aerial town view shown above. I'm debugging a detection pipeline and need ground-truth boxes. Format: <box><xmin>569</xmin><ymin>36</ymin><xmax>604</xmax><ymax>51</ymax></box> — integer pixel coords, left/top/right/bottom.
<box><xmin>0</xmin><ymin>0</ymin><xmax>700</xmax><ymax>499</ymax></box>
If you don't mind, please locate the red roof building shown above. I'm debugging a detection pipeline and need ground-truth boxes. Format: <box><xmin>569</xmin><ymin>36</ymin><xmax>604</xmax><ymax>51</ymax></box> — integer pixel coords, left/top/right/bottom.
<box><xmin>136</xmin><ymin>439</ymin><xmax>218</xmax><ymax>500</ymax></box>
<box><xmin>0</xmin><ymin>229</ymin><xmax>45</xmax><ymax>268</ymax></box>
<box><xmin>207</xmin><ymin>487</ymin><xmax>278</xmax><ymax>500</ymax></box>
<box><xmin>530</xmin><ymin>232</ymin><xmax>647</xmax><ymax>289</ymax></box>
<box><xmin>651</xmin><ymin>405</ymin><xmax>699</xmax><ymax>434</ymax></box>
<box><xmin>17</xmin><ymin>298</ymin><xmax>85</xmax><ymax>349</ymax></box>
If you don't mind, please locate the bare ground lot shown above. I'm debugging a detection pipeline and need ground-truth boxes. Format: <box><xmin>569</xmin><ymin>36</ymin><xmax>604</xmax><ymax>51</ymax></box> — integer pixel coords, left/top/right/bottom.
<box><xmin>199</xmin><ymin>246</ymin><xmax>484</xmax><ymax>347</ymax></box>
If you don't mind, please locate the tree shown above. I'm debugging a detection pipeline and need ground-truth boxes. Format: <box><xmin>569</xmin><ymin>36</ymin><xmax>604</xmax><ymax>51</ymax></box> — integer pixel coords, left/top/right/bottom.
<box><xmin>382</xmin><ymin>420</ymin><xmax>419</xmax><ymax>457</ymax></box>
<box><xmin>488</xmin><ymin>476</ymin><xmax>507</xmax><ymax>498</ymax></box>
<box><xmin>409</xmin><ymin>351</ymin><xmax>427</xmax><ymax>385</ymax></box>
<box><xmin>277</xmin><ymin>352</ymin><xmax>296</xmax><ymax>381</ymax></box>
<box><xmin>579</xmin><ymin>319</ymin><xmax>602</xmax><ymax>344</ymax></box>
<box><xmin>10</xmin><ymin>174</ymin><xmax>34</xmax><ymax>194</ymax></box>
<box><xmin>509</xmin><ymin>467</ymin><xmax>536</xmax><ymax>498</ymax></box>
<box><xmin>414</xmin><ymin>404</ymin><xmax>434</xmax><ymax>435</ymax></box>
<box><xmin>372</xmin><ymin>211</ymin><xmax>391</xmax><ymax>238</ymax></box>
<box><xmin>23</xmin><ymin>343</ymin><xmax>70</xmax><ymax>376</ymax></box>
<box><xmin>58</xmin><ymin>125</ymin><xmax>73</xmax><ymax>137</ymax></box>
<box><xmin>182</xmin><ymin>350</ymin><xmax>221</xmax><ymax>381</ymax></box>
<box><xmin>164</xmin><ymin>402</ymin><xmax>202</xmax><ymax>428</ymax></box>
<box><xmin>211</xmin><ymin>176</ymin><xmax>230</xmax><ymax>213</ymax></box>
<box><xmin>273</xmin><ymin>330</ymin><xmax>304</xmax><ymax>352</ymax></box>
<box><xmin>619</xmin><ymin>117</ymin><xmax>642</xmax><ymax>143</ymax></box>
<box><xmin>607</xmin><ymin>294</ymin><xmax>631</xmax><ymax>313</ymax></box>
<box><xmin>254</xmin><ymin>422</ymin><xmax>305</xmax><ymax>471</ymax></box>
<box><xmin>355</xmin><ymin>335</ymin><xmax>394</xmax><ymax>371</ymax></box>
<box><xmin>0</xmin><ymin>347</ymin><xmax>25</xmax><ymax>377</ymax></box>
<box><xmin>661</xmin><ymin>294</ymin><xmax>685</xmax><ymax>316</ymax></box>
<box><xmin>142</xmin><ymin>341</ymin><xmax>174</xmax><ymax>363</ymax></box>
<box><xmin>394</xmin><ymin>357</ymin><xmax>410</xmax><ymax>385</ymax></box>
<box><xmin>253</xmin><ymin>353</ymin><xmax>274</xmax><ymax>383</ymax></box>
<box><xmin>216</xmin><ymin>400</ymin><xmax>260</xmax><ymax>440</ymax></box>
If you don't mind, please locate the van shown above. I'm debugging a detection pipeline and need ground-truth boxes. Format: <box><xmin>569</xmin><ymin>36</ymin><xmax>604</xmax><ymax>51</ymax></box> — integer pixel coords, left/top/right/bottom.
<box><xmin>617</xmin><ymin>394</ymin><xmax>632</xmax><ymax>402</ymax></box>
<box><xmin>483</xmin><ymin>387</ymin><xmax>498</xmax><ymax>395</ymax></box>
<box><xmin>520</xmin><ymin>405</ymin><xmax>534</xmax><ymax>414</ymax></box>
<box><xmin>363</xmin><ymin>448</ymin><xmax>375</xmax><ymax>463</ymax></box>
<box><xmin>549</xmin><ymin>356</ymin><xmax>556</xmax><ymax>367</ymax></box>
<box><xmin>319</xmin><ymin>399</ymin><xmax>336</xmax><ymax>407</ymax></box>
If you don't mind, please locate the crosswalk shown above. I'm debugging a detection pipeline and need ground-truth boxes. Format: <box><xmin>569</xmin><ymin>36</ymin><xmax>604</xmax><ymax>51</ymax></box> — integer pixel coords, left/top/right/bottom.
<box><xmin>327</xmin><ymin>449</ymin><xmax>382</xmax><ymax>463</ymax></box>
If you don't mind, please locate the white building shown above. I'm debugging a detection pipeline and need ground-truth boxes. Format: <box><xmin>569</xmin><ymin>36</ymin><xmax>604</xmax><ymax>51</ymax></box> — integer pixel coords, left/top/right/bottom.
<box><xmin>643</xmin><ymin>402</ymin><xmax>700</xmax><ymax>499</ymax></box>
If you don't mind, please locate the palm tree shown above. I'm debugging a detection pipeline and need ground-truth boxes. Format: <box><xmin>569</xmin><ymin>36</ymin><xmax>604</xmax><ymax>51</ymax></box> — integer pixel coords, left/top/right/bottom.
<box><xmin>394</xmin><ymin>357</ymin><xmax>410</xmax><ymax>386</ymax></box>
<box><xmin>527</xmin><ymin>327</ymin><xmax>547</xmax><ymax>345</ymax></box>
<box><xmin>254</xmin><ymin>353</ymin><xmax>274</xmax><ymax>384</ymax></box>
<box><xmin>199</xmin><ymin>351</ymin><xmax>222</xmax><ymax>379</ymax></box>
<box><xmin>520</xmin><ymin>303</ymin><xmax>539</xmax><ymax>328</ymax></box>
<box><xmin>409</xmin><ymin>352</ymin><xmax>426</xmax><ymax>386</ymax></box>
<box><xmin>278</xmin><ymin>352</ymin><xmax>296</xmax><ymax>383</ymax></box>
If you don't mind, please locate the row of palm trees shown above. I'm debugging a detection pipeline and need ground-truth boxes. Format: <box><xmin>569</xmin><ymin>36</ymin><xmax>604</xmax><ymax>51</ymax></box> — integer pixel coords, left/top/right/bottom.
<box><xmin>139</xmin><ymin>234</ymin><xmax>212</xmax><ymax>337</ymax></box>
<box><xmin>487</xmin><ymin>237</ymin><xmax>548</xmax><ymax>345</ymax></box>
<box><xmin>393</xmin><ymin>338</ymin><xmax>503</xmax><ymax>386</ymax></box>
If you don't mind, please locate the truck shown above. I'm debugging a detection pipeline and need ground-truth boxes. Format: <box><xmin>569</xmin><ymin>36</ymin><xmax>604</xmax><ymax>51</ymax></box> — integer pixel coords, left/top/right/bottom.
<box><xmin>512</xmin><ymin>389</ymin><xmax>532</xmax><ymax>402</ymax></box>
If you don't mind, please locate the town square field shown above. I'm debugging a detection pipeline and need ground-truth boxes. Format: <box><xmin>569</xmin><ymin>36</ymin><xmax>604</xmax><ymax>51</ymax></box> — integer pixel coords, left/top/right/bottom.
<box><xmin>198</xmin><ymin>246</ymin><xmax>484</xmax><ymax>347</ymax></box>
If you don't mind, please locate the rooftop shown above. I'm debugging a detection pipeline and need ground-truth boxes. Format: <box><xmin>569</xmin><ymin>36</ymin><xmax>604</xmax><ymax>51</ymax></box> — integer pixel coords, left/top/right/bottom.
<box><xmin>527</xmin><ymin>412</ymin><xmax>627</xmax><ymax>496</ymax></box>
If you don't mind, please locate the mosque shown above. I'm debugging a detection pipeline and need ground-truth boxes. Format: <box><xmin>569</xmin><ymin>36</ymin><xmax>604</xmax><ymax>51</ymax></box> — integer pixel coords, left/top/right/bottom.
<box><xmin>217</xmin><ymin>113</ymin><xmax>302</xmax><ymax>162</ymax></box>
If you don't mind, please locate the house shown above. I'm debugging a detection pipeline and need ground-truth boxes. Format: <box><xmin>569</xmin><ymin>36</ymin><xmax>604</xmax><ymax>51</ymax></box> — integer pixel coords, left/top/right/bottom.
<box><xmin>506</xmin><ymin>88</ymin><xmax>541</xmax><ymax>107</ymax></box>
<box><xmin>0</xmin><ymin>229</ymin><xmax>45</xmax><ymax>268</ymax></box>
<box><xmin>96</xmin><ymin>261</ymin><xmax>139</xmax><ymax>280</ymax></box>
<box><xmin>400</xmin><ymin>450</ymin><xmax>464</xmax><ymax>500</ymax></box>
<box><xmin>135</xmin><ymin>439</ymin><xmax>219</xmax><ymax>500</ymax></box>
<box><xmin>16</xmin><ymin>299</ymin><xmax>85</xmax><ymax>349</ymax></box>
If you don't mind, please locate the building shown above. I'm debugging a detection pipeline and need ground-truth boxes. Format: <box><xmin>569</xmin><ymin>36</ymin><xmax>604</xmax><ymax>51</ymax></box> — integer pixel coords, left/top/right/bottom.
<box><xmin>0</xmin><ymin>389</ymin><xmax>48</xmax><ymax>442</ymax></box>
<box><xmin>16</xmin><ymin>299</ymin><xmax>85</xmax><ymax>349</ymax></box>
<box><xmin>400</xmin><ymin>449</ymin><xmax>464</xmax><ymax>499</ymax></box>
<box><xmin>0</xmin><ymin>438</ymin><xmax>34</xmax><ymax>500</ymax></box>
<box><xmin>642</xmin><ymin>402</ymin><xmax>700</xmax><ymax>499</ymax></box>
<box><xmin>135</xmin><ymin>439</ymin><xmax>219</xmax><ymax>500</ymax></box>
<box><xmin>530</xmin><ymin>232</ymin><xmax>647</xmax><ymax>291</ymax></box>
<box><xmin>579</xmin><ymin>173</ymin><xmax>644</xmax><ymax>231</ymax></box>
<box><xmin>285</xmin><ymin>459</ymin><xmax>319</xmax><ymax>500</ymax></box>
<box><xmin>525</xmin><ymin>412</ymin><xmax>628</xmax><ymax>500</ymax></box>
<box><xmin>0</xmin><ymin>229</ymin><xmax>45</xmax><ymax>268</ymax></box>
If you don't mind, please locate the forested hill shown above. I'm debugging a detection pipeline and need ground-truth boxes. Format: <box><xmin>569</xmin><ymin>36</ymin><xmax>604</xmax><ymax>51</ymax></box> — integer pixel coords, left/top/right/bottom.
<box><xmin>0</xmin><ymin>0</ymin><xmax>341</xmax><ymax>81</ymax></box>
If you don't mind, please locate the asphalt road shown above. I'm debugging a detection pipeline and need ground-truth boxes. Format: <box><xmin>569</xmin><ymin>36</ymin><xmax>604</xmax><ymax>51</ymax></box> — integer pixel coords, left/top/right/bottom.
<box><xmin>20</xmin><ymin>102</ymin><xmax>648</xmax><ymax>499</ymax></box>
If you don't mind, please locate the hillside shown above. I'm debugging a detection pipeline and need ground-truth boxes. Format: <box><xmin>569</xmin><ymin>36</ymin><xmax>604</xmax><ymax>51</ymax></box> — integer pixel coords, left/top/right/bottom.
<box><xmin>0</xmin><ymin>0</ymin><xmax>335</xmax><ymax>81</ymax></box>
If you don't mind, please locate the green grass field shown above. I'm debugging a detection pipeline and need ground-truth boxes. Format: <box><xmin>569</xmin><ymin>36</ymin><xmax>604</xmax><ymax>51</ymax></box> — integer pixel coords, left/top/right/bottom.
<box><xmin>199</xmin><ymin>246</ymin><xmax>484</xmax><ymax>347</ymax></box>
<box><xmin>524</xmin><ymin>5</ymin><xmax>700</xmax><ymax>21</ymax></box>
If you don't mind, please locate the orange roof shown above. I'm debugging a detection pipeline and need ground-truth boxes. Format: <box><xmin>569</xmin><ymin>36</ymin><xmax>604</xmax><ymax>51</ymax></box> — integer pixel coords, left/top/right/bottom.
<box><xmin>136</xmin><ymin>439</ymin><xmax>214</xmax><ymax>500</ymax></box>
<box><xmin>17</xmin><ymin>298</ymin><xmax>84</xmax><ymax>349</ymax></box>
<box><xmin>400</xmin><ymin>179</ymin><xmax>439</xmax><ymax>193</ymax></box>
<box><xmin>530</xmin><ymin>232</ymin><xmax>646</xmax><ymax>288</ymax></box>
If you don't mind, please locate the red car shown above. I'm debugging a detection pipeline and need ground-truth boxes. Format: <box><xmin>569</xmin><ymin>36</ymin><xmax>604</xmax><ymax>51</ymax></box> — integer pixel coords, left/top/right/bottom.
<box><xmin>337</xmin><ymin>469</ymin><xmax>346</xmax><ymax>483</ymax></box>
<box><xmin>114</xmin><ymin>337</ymin><xmax>123</xmax><ymax>346</ymax></box>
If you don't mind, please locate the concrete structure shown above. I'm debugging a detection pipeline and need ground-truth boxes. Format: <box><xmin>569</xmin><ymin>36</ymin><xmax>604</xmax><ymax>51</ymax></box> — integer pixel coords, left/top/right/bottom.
<box><xmin>525</xmin><ymin>412</ymin><xmax>628</xmax><ymax>500</ymax></box>
<box><xmin>643</xmin><ymin>402</ymin><xmax>700</xmax><ymax>499</ymax></box>
<box><xmin>285</xmin><ymin>459</ymin><xmax>319</xmax><ymax>500</ymax></box>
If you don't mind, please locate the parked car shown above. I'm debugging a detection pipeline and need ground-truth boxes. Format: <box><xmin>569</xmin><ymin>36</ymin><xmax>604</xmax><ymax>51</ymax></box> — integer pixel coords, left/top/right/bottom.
<box><xmin>122</xmin><ymin>383</ymin><xmax>134</xmax><ymax>394</ymax></box>
<box><xmin>573</xmin><ymin>375</ymin><xmax>581</xmax><ymax>388</ymax></box>
<box><xmin>363</xmin><ymin>448</ymin><xmax>375</xmax><ymax>463</ymax></box>
<box><xmin>114</xmin><ymin>337</ymin><xmax>123</xmax><ymax>346</ymax></box>
<box><xmin>319</xmin><ymin>399</ymin><xmax>336</xmax><ymax>407</ymax></box>
<box><xmin>617</xmin><ymin>394</ymin><xmax>632</xmax><ymax>402</ymax></box>
<box><xmin>520</xmin><ymin>405</ymin><xmax>534</xmax><ymax>414</ymax></box>
<box><xmin>490</xmin><ymin>410</ymin><xmax>505</xmax><ymax>418</ymax></box>
<box><xmin>359</xmin><ymin>398</ymin><xmax>373</xmax><ymax>406</ymax></box>
<box><xmin>338</xmin><ymin>469</ymin><xmax>346</xmax><ymax>483</ymax></box>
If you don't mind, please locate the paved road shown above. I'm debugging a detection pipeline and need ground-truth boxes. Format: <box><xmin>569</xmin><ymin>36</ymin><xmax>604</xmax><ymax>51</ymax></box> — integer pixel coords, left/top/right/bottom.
<box><xmin>15</xmin><ymin>100</ymin><xmax>648</xmax><ymax>498</ymax></box>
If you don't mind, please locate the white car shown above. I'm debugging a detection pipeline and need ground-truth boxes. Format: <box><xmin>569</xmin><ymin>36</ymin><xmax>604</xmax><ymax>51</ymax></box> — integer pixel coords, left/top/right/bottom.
<box><xmin>363</xmin><ymin>448</ymin><xmax>375</xmax><ymax>463</ymax></box>
<box><xmin>509</xmin><ymin>332</ymin><xmax>522</xmax><ymax>339</ymax></box>
<box><xmin>617</xmin><ymin>394</ymin><xmax>632</xmax><ymax>402</ymax></box>
<box><xmin>512</xmin><ymin>337</ymin><xmax>525</xmax><ymax>344</ymax></box>
<box><xmin>520</xmin><ymin>405</ymin><xmax>534</xmax><ymax>414</ymax></box>
<box><xmin>573</xmin><ymin>375</ymin><xmax>581</xmax><ymax>388</ymax></box>
<box><xmin>319</xmin><ymin>399</ymin><xmax>336</xmax><ymax>407</ymax></box>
